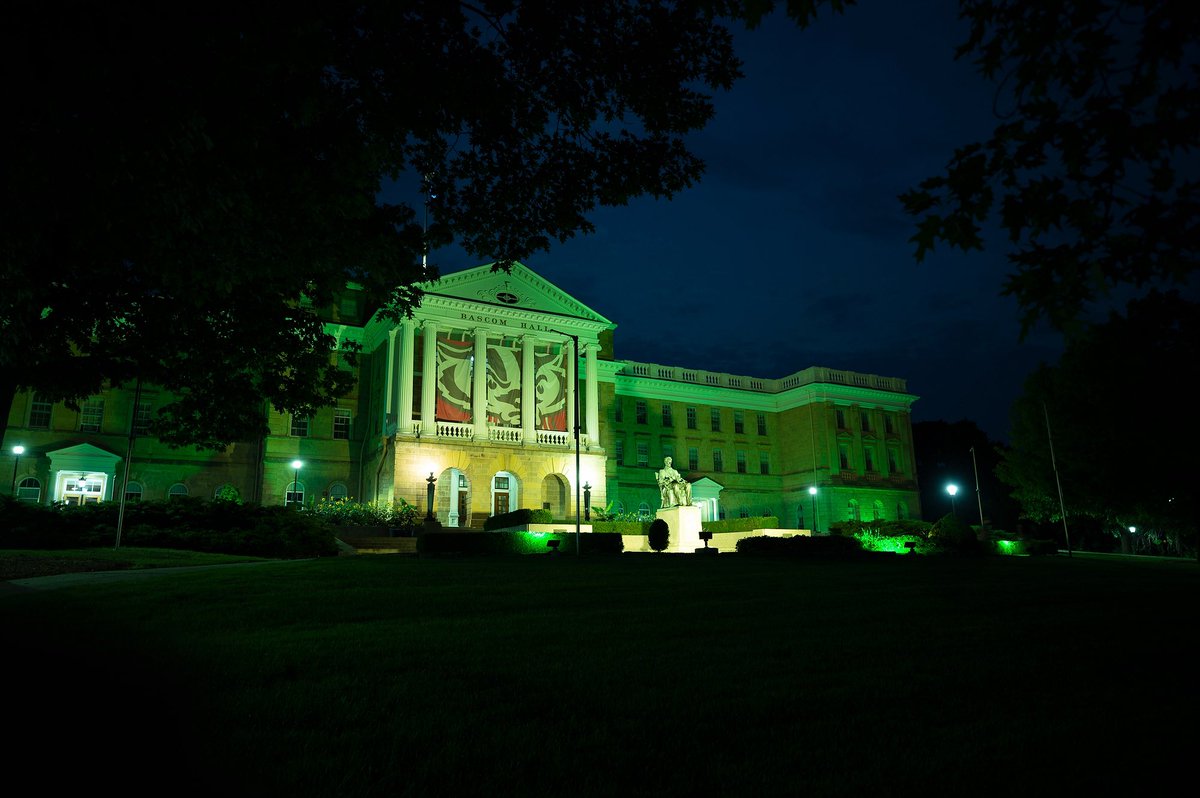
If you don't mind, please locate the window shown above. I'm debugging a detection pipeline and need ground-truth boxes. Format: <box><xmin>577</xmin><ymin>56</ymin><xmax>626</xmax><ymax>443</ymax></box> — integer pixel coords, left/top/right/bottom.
<box><xmin>897</xmin><ymin>502</ymin><xmax>909</xmax><ymax>520</ymax></box>
<box><xmin>133</xmin><ymin>401</ymin><xmax>152</xmax><ymax>436</ymax></box>
<box><xmin>873</xmin><ymin>500</ymin><xmax>884</xmax><ymax>521</ymax></box>
<box><xmin>888</xmin><ymin>449</ymin><xmax>900</xmax><ymax>474</ymax></box>
<box><xmin>168</xmin><ymin>483</ymin><xmax>189</xmax><ymax>501</ymax></box>
<box><xmin>495</xmin><ymin>476</ymin><xmax>510</xmax><ymax>490</ymax></box>
<box><xmin>759</xmin><ymin>452</ymin><xmax>770</xmax><ymax>475</ymax></box>
<box><xmin>332</xmin><ymin>408</ymin><xmax>351</xmax><ymax>440</ymax></box>
<box><xmin>839</xmin><ymin>445</ymin><xmax>850</xmax><ymax>470</ymax></box>
<box><xmin>757</xmin><ymin>413</ymin><xmax>767</xmax><ymax>436</ymax></box>
<box><xmin>688</xmin><ymin>447</ymin><xmax>699</xmax><ymax>472</ymax></box>
<box><xmin>615</xmin><ymin>400</ymin><xmax>623</xmax><ymax>423</ymax></box>
<box><xmin>614</xmin><ymin>500</ymin><xmax>625</xmax><ymax>515</ymax></box>
<box><xmin>739</xmin><ymin>507</ymin><xmax>748</xmax><ymax>518</ymax></box>
<box><xmin>662</xmin><ymin>404</ymin><xmax>673</xmax><ymax>427</ymax></box>
<box><xmin>686</xmin><ymin>407</ymin><xmax>697</xmax><ymax>429</ymax></box>
<box><xmin>736</xmin><ymin>450</ymin><xmax>747</xmax><ymax>473</ymax></box>
<box><xmin>712</xmin><ymin>448</ymin><xmax>724</xmax><ymax>472</ymax></box>
<box><xmin>796</xmin><ymin>505</ymin><xmax>805</xmax><ymax>529</ymax></box>
<box><xmin>734</xmin><ymin>411</ymin><xmax>744</xmax><ymax>434</ymax></box>
<box><xmin>864</xmin><ymin>448</ymin><xmax>876</xmax><ymax>472</ymax></box>
<box><xmin>635</xmin><ymin>400</ymin><xmax>647</xmax><ymax>424</ymax></box>
<box><xmin>615</xmin><ymin>438</ymin><xmax>625</xmax><ymax>464</ymax></box>
<box><xmin>29</xmin><ymin>394</ymin><xmax>52</xmax><ymax>429</ymax></box>
<box><xmin>836</xmin><ymin>409</ymin><xmax>846</xmax><ymax>429</ymax></box>
<box><xmin>848</xmin><ymin>499</ymin><xmax>861</xmax><ymax>521</ymax></box>
<box><xmin>80</xmin><ymin>398</ymin><xmax>104</xmax><ymax>432</ymax></box>
<box><xmin>122</xmin><ymin>481</ymin><xmax>142</xmax><ymax>503</ymax></box>
<box><xmin>710</xmin><ymin>408</ymin><xmax>721</xmax><ymax>432</ymax></box>
<box><xmin>884</xmin><ymin>414</ymin><xmax>895</xmax><ymax>434</ymax></box>
<box><xmin>637</xmin><ymin>502</ymin><xmax>652</xmax><ymax>520</ymax></box>
<box><xmin>328</xmin><ymin>483</ymin><xmax>349</xmax><ymax>501</ymax></box>
<box><xmin>291</xmin><ymin>415</ymin><xmax>310</xmax><ymax>437</ymax></box>
<box><xmin>861</xmin><ymin>412</ymin><xmax>871</xmax><ymax>433</ymax></box>
<box><xmin>636</xmin><ymin>441</ymin><xmax>649</xmax><ymax>467</ymax></box>
<box><xmin>17</xmin><ymin>477</ymin><xmax>41</xmax><ymax>503</ymax></box>
<box><xmin>285</xmin><ymin>481</ymin><xmax>303</xmax><ymax>507</ymax></box>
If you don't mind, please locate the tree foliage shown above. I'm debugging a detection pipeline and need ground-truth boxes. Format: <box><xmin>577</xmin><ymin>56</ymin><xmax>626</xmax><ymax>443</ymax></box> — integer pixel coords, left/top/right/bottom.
<box><xmin>901</xmin><ymin>0</ymin><xmax>1199</xmax><ymax>335</ymax></box>
<box><xmin>997</xmin><ymin>291</ymin><xmax>1198</xmax><ymax>551</ymax></box>
<box><xmin>2</xmin><ymin>1</ymin><xmax>848</xmax><ymax>450</ymax></box>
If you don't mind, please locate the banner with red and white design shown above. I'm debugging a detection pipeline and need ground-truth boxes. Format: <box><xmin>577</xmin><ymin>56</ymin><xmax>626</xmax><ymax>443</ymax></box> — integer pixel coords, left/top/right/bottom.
<box><xmin>534</xmin><ymin>344</ymin><xmax>566</xmax><ymax>431</ymax></box>
<box><xmin>435</xmin><ymin>336</ymin><xmax>472</xmax><ymax>422</ymax></box>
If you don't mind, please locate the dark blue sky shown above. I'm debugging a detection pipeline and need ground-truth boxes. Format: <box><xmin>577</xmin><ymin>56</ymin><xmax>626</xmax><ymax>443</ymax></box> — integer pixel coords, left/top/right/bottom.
<box><xmin>421</xmin><ymin>0</ymin><xmax>1067</xmax><ymax>443</ymax></box>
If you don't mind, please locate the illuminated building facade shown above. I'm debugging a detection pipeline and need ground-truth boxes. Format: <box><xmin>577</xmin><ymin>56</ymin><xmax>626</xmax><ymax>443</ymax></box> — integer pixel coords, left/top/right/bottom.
<box><xmin>4</xmin><ymin>263</ymin><xmax>921</xmax><ymax>527</ymax></box>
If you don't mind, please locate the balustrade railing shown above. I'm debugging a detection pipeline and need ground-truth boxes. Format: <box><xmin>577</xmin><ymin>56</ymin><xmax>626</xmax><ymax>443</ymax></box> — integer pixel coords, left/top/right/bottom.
<box><xmin>489</xmin><ymin>426</ymin><xmax>522</xmax><ymax>443</ymax></box>
<box><xmin>536</xmin><ymin>430</ymin><xmax>570</xmax><ymax>446</ymax></box>
<box><xmin>437</xmin><ymin>421</ymin><xmax>474</xmax><ymax>440</ymax></box>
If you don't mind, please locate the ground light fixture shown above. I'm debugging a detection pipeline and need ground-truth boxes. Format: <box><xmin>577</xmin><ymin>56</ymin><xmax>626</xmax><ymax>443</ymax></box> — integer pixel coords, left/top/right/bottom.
<box><xmin>290</xmin><ymin>460</ymin><xmax>303</xmax><ymax>507</ymax></box>
<box><xmin>10</xmin><ymin>445</ymin><xmax>25</xmax><ymax>495</ymax></box>
<box><xmin>946</xmin><ymin>483</ymin><xmax>959</xmax><ymax>517</ymax></box>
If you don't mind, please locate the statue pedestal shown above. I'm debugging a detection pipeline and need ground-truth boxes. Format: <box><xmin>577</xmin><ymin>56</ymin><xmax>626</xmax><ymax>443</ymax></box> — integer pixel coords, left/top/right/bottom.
<box><xmin>656</xmin><ymin>505</ymin><xmax>702</xmax><ymax>553</ymax></box>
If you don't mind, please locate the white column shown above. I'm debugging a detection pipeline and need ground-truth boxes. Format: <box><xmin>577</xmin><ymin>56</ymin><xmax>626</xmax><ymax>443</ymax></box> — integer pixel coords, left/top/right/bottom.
<box><xmin>584</xmin><ymin>341</ymin><xmax>599</xmax><ymax>448</ymax></box>
<box><xmin>473</xmin><ymin>327</ymin><xmax>488</xmax><ymax>440</ymax></box>
<box><xmin>383</xmin><ymin>327</ymin><xmax>397</xmax><ymax>429</ymax></box>
<box><xmin>421</xmin><ymin>320</ymin><xmax>438</xmax><ymax>435</ymax></box>
<box><xmin>397</xmin><ymin>319</ymin><xmax>415</xmax><ymax>435</ymax></box>
<box><xmin>522</xmin><ymin>335</ymin><xmax>536</xmax><ymax>444</ymax></box>
<box><xmin>566</xmin><ymin>339</ymin><xmax>576</xmax><ymax>443</ymax></box>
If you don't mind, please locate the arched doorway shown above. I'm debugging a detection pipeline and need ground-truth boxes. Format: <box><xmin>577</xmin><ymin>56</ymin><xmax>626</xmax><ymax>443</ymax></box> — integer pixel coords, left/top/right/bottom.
<box><xmin>541</xmin><ymin>473</ymin><xmax>568</xmax><ymax>518</ymax></box>
<box><xmin>491</xmin><ymin>471</ymin><xmax>518</xmax><ymax>517</ymax></box>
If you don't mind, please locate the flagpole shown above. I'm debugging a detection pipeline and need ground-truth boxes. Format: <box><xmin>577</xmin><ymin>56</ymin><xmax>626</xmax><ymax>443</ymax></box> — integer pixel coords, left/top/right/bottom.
<box><xmin>1043</xmin><ymin>403</ymin><xmax>1072</xmax><ymax>557</ymax></box>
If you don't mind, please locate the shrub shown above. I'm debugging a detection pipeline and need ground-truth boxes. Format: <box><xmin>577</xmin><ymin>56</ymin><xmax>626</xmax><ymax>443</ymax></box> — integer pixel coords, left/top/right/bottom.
<box><xmin>309</xmin><ymin>497</ymin><xmax>420</xmax><ymax>533</ymax></box>
<box><xmin>647</xmin><ymin>519</ymin><xmax>669</xmax><ymax>552</ymax></box>
<box><xmin>0</xmin><ymin>496</ymin><xmax>337</xmax><ymax>558</ymax></box>
<box><xmin>930</xmin><ymin>513</ymin><xmax>982</xmax><ymax>555</ymax></box>
<box><xmin>590</xmin><ymin>520</ymin><xmax>652</xmax><ymax>535</ymax></box>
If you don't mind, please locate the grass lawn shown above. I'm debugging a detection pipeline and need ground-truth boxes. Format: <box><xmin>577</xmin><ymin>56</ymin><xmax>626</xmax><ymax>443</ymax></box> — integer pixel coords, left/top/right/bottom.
<box><xmin>0</xmin><ymin>546</ymin><xmax>269</xmax><ymax>580</ymax></box>
<box><xmin>3</xmin><ymin>553</ymin><xmax>1196</xmax><ymax>797</ymax></box>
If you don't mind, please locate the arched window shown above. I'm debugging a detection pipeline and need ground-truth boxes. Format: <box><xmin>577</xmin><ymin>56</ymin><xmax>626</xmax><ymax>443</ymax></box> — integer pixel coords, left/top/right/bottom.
<box><xmin>286</xmin><ymin>481</ymin><xmax>304</xmax><ymax>508</ymax></box>
<box><xmin>17</xmin><ymin>477</ymin><xmax>41</xmax><ymax>503</ymax></box>
<box><xmin>168</xmin><ymin>483</ymin><xmax>189</xmax><ymax>501</ymax></box>
<box><xmin>796</xmin><ymin>505</ymin><xmax>805</xmax><ymax>529</ymax></box>
<box><xmin>328</xmin><ymin>482</ymin><xmax>349</xmax><ymax>501</ymax></box>
<box><xmin>124</xmin><ymin>481</ymin><xmax>143</xmax><ymax>503</ymax></box>
<box><xmin>897</xmin><ymin>502</ymin><xmax>909</xmax><ymax>520</ymax></box>
<box><xmin>637</xmin><ymin>502</ymin><xmax>651</xmax><ymax>519</ymax></box>
<box><xmin>614</xmin><ymin>500</ymin><xmax>625</xmax><ymax>515</ymax></box>
<box><xmin>848</xmin><ymin>499</ymin><xmax>860</xmax><ymax>521</ymax></box>
<box><xmin>873</xmin><ymin>500</ymin><xmax>884</xmax><ymax>521</ymax></box>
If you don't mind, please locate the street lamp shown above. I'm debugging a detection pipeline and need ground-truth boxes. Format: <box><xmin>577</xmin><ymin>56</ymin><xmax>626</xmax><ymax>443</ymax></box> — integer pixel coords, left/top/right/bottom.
<box><xmin>290</xmin><ymin>460</ymin><xmax>303</xmax><ymax>507</ymax></box>
<box><xmin>583</xmin><ymin>482</ymin><xmax>591</xmax><ymax>521</ymax></box>
<box><xmin>969</xmin><ymin>446</ymin><xmax>986</xmax><ymax>527</ymax></box>
<box><xmin>10</xmin><ymin>445</ymin><xmax>25</xmax><ymax>496</ymax></box>
<box><xmin>946</xmin><ymin>483</ymin><xmax>959</xmax><ymax>518</ymax></box>
<box><xmin>808</xmin><ymin>485</ymin><xmax>819</xmax><ymax>533</ymax></box>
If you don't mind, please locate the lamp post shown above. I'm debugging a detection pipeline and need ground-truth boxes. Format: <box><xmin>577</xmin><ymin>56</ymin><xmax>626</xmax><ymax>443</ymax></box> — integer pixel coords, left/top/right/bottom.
<box><xmin>290</xmin><ymin>460</ymin><xmax>303</xmax><ymax>508</ymax></box>
<box><xmin>583</xmin><ymin>482</ymin><xmax>591</xmax><ymax>521</ymax></box>
<box><xmin>969</xmin><ymin>446</ymin><xmax>986</xmax><ymax>528</ymax></box>
<box><xmin>946</xmin><ymin>483</ymin><xmax>959</xmax><ymax>518</ymax></box>
<box><xmin>426</xmin><ymin>472</ymin><xmax>437</xmax><ymax>521</ymax></box>
<box><xmin>10</xmin><ymin>445</ymin><xmax>25</xmax><ymax>496</ymax></box>
<box><xmin>808</xmin><ymin>485</ymin><xmax>819</xmax><ymax>533</ymax></box>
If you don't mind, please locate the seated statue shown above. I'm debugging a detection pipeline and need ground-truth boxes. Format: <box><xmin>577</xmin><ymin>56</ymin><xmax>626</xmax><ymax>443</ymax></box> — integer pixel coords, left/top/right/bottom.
<box><xmin>655</xmin><ymin>456</ymin><xmax>693</xmax><ymax>509</ymax></box>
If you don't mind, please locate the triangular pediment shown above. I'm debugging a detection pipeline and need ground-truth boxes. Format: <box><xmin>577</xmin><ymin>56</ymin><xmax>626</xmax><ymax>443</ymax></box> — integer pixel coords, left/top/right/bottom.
<box><xmin>421</xmin><ymin>262</ymin><xmax>612</xmax><ymax>325</ymax></box>
<box><xmin>45</xmin><ymin>442</ymin><xmax>123</xmax><ymax>472</ymax></box>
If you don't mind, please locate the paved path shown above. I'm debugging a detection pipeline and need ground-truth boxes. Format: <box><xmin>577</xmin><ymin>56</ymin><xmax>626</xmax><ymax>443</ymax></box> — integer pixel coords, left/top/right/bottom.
<box><xmin>1</xmin><ymin>559</ymin><xmax>311</xmax><ymax>594</ymax></box>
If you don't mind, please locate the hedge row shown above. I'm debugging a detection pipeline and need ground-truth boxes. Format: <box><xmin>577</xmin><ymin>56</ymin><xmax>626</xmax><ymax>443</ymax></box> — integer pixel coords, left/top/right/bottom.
<box><xmin>0</xmin><ymin>496</ymin><xmax>338</xmax><ymax>558</ymax></box>
<box><xmin>701</xmin><ymin>516</ymin><xmax>780</xmax><ymax>534</ymax></box>
<box><xmin>735</xmin><ymin>534</ymin><xmax>867</xmax><ymax>557</ymax></box>
<box><xmin>482</xmin><ymin>508</ymin><xmax>555</xmax><ymax>531</ymax></box>
<box><xmin>417</xmin><ymin>531</ymin><xmax>623</xmax><ymax>556</ymax></box>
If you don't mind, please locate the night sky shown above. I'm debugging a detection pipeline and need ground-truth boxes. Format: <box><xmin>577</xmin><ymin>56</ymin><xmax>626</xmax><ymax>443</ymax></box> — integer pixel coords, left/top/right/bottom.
<box><xmin>413</xmin><ymin>0</ymin><xmax>1068</xmax><ymax>443</ymax></box>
